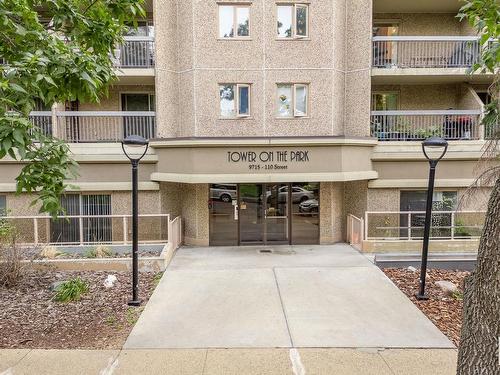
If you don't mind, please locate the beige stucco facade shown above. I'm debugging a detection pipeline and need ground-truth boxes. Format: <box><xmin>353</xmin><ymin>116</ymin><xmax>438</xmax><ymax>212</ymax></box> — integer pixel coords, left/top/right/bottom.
<box><xmin>0</xmin><ymin>0</ymin><xmax>496</xmax><ymax>250</ymax></box>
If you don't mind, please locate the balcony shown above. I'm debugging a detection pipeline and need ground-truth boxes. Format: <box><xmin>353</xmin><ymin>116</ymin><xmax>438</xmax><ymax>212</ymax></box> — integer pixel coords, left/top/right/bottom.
<box><xmin>372</xmin><ymin>36</ymin><xmax>480</xmax><ymax>69</ymax></box>
<box><xmin>29</xmin><ymin>111</ymin><xmax>156</xmax><ymax>143</ymax></box>
<box><xmin>370</xmin><ymin>110</ymin><xmax>483</xmax><ymax>141</ymax></box>
<box><xmin>114</xmin><ymin>36</ymin><xmax>155</xmax><ymax>68</ymax></box>
<box><xmin>370</xmin><ymin>36</ymin><xmax>497</xmax><ymax>84</ymax></box>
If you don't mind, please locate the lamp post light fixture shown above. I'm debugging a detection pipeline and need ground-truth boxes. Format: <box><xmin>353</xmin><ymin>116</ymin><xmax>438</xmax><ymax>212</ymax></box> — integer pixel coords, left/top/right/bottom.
<box><xmin>121</xmin><ymin>134</ymin><xmax>149</xmax><ymax>306</ymax></box>
<box><xmin>416</xmin><ymin>136</ymin><xmax>448</xmax><ymax>301</ymax></box>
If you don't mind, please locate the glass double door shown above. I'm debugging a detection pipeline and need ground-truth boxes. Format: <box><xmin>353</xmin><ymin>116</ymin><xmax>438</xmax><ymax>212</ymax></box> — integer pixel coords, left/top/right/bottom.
<box><xmin>239</xmin><ymin>184</ymin><xmax>289</xmax><ymax>245</ymax></box>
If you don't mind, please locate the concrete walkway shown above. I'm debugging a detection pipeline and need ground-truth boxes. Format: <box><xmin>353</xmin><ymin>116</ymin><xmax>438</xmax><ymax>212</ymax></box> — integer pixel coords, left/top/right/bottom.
<box><xmin>0</xmin><ymin>348</ymin><xmax>458</xmax><ymax>375</ymax></box>
<box><xmin>125</xmin><ymin>244</ymin><xmax>453</xmax><ymax>349</ymax></box>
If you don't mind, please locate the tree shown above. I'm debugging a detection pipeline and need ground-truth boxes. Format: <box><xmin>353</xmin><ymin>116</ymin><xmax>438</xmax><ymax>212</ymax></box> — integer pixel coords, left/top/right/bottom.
<box><xmin>0</xmin><ymin>0</ymin><xmax>145</xmax><ymax>217</ymax></box>
<box><xmin>456</xmin><ymin>1</ymin><xmax>499</xmax><ymax>374</ymax></box>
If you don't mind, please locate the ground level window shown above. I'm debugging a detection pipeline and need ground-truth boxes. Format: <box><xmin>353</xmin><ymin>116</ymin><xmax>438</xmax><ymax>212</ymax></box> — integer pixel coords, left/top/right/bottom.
<box><xmin>50</xmin><ymin>194</ymin><xmax>112</xmax><ymax>244</ymax></box>
<box><xmin>277</xmin><ymin>4</ymin><xmax>308</xmax><ymax>38</ymax></box>
<box><xmin>277</xmin><ymin>84</ymin><xmax>308</xmax><ymax>117</ymax></box>
<box><xmin>400</xmin><ymin>191</ymin><xmax>457</xmax><ymax>239</ymax></box>
<box><xmin>219</xmin><ymin>84</ymin><xmax>251</xmax><ymax>118</ymax></box>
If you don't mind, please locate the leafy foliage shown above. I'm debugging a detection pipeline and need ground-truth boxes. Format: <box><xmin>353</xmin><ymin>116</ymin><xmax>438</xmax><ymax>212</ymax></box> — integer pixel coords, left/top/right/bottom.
<box><xmin>53</xmin><ymin>277</ymin><xmax>89</xmax><ymax>302</ymax></box>
<box><xmin>0</xmin><ymin>0</ymin><xmax>145</xmax><ymax>217</ymax></box>
<box><xmin>458</xmin><ymin>0</ymin><xmax>500</xmax><ymax>146</ymax></box>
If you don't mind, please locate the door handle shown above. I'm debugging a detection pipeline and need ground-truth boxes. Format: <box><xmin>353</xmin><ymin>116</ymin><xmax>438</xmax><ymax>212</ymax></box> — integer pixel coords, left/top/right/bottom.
<box><xmin>234</xmin><ymin>204</ymin><xmax>239</xmax><ymax>220</ymax></box>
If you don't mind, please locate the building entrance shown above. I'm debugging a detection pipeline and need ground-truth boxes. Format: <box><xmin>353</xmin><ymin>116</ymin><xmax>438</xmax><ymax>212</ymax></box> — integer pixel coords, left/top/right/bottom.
<box><xmin>209</xmin><ymin>183</ymin><xmax>319</xmax><ymax>246</ymax></box>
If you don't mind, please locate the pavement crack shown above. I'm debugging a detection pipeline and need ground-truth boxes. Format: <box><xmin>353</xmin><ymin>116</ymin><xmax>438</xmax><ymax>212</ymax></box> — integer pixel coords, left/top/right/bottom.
<box><xmin>272</xmin><ymin>267</ymin><xmax>294</xmax><ymax>348</ymax></box>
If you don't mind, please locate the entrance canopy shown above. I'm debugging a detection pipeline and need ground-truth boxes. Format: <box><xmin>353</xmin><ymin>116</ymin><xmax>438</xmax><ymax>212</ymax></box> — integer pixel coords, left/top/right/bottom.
<box><xmin>150</xmin><ymin>137</ymin><xmax>378</xmax><ymax>183</ymax></box>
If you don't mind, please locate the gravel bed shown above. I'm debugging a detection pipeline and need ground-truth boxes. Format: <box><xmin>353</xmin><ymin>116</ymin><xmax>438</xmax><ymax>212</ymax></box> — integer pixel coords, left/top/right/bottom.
<box><xmin>0</xmin><ymin>270</ymin><xmax>160</xmax><ymax>349</ymax></box>
<box><xmin>384</xmin><ymin>268</ymin><xmax>469</xmax><ymax>346</ymax></box>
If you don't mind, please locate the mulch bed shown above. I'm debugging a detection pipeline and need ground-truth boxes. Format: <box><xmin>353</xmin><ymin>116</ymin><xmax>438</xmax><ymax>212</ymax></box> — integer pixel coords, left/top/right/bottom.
<box><xmin>383</xmin><ymin>268</ymin><xmax>469</xmax><ymax>346</ymax></box>
<box><xmin>0</xmin><ymin>270</ymin><xmax>160</xmax><ymax>349</ymax></box>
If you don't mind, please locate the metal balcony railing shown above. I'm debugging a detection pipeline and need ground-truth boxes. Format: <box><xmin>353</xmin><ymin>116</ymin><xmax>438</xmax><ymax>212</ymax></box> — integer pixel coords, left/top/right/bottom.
<box><xmin>364</xmin><ymin>210</ymin><xmax>486</xmax><ymax>241</ymax></box>
<box><xmin>29</xmin><ymin>111</ymin><xmax>53</xmax><ymax>137</ymax></box>
<box><xmin>114</xmin><ymin>36</ymin><xmax>155</xmax><ymax>68</ymax></box>
<box><xmin>371</xmin><ymin>110</ymin><xmax>483</xmax><ymax>141</ymax></box>
<box><xmin>0</xmin><ymin>213</ymin><xmax>171</xmax><ymax>246</ymax></box>
<box><xmin>372</xmin><ymin>36</ymin><xmax>481</xmax><ymax>68</ymax></box>
<box><xmin>56</xmin><ymin>111</ymin><xmax>156</xmax><ymax>143</ymax></box>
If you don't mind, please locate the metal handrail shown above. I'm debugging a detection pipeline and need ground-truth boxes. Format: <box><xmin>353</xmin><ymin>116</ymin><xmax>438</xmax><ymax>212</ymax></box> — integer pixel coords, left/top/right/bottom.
<box><xmin>56</xmin><ymin>111</ymin><xmax>155</xmax><ymax>117</ymax></box>
<box><xmin>371</xmin><ymin>110</ymin><xmax>482</xmax><ymax>116</ymax></box>
<box><xmin>373</xmin><ymin>36</ymin><xmax>480</xmax><ymax>42</ymax></box>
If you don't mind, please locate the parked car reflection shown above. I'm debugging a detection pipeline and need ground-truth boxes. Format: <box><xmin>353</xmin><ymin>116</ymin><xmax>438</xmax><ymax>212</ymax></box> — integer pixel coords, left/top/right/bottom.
<box><xmin>299</xmin><ymin>198</ymin><xmax>318</xmax><ymax>214</ymax></box>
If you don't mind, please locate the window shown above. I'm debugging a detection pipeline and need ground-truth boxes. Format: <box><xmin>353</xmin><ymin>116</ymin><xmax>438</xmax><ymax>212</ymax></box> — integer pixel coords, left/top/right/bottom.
<box><xmin>371</xmin><ymin>92</ymin><xmax>399</xmax><ymax>111</ymax></box>
<box><xmin>277</xmin><ymin>84</ymin><xmax>308</xmax><ymax>117</ymax></box>
<box><xmin>219</xmin><ymin>84</ymin><xmax>251</xmax><ymax>118</ymax></box>
<box><xmin>50</xmin><ymin>194</ymin><xmax>112</xmax><ymax>244</ymax></box>
<box><xmin>372</xmin><ymin>22</ymin><xmax>399</xmax><ymax>37</ymax></box>
<box><xmin>125</xmin><ymin>20</ymin><xmax>154</xmax><ymax>37</ymax></box>
<box><xmin>0</xmin><ymin>195</ymin><xmax>6</xmax><ymax>216</ymax></box>
<box><xmin>400</xmin><ymin>191</ymin><xmax>457</xmax><ymax>239</ymax></box>
<box><xmin>277</xmin><ymin>4</ymin><xmax>308</xmax><ymax>39</ymax></box>
<box><xmin>219</xmin><ymin>5</ymin><xmax>250</xmax><ymax>39</ymax></box>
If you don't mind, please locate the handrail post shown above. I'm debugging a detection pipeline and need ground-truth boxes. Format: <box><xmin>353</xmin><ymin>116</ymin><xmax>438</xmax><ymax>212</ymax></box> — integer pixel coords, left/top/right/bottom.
<box><xmin>79</xmin><ymin>216</ymin><xmax>84</xmax><ymax>245</ymax></box>
<box><xmin>451</xmin><ymin>212</ymin><xmax>455</xmax><ymax>240</ymax></box>
<box><xmin>33</xmin><ymin>218</ymin><xmax>38</xmax><ymax>246</ymax></box>
<box><xmin>168</xmin><ymin>215</ymin><xmax>172</xmax><ymax>245</ymax></box>
<box><xmin>123</xmin><ymin>216</ymin><xmax>127</xmax><ymax>245</ymax></box>
<box><xmin>407</xmin><ymin>212</ymin><xmax>412</xmax><ymax>240</ymax></box>
<box><xmin>364</xmin><ymin>211</ymin><xmax>369</xmax><ymax>240</ymax></box>
<box><xmin>51</xmin><ymin>103</ymin><xmax>59</xmax><ymax>138</ymax></box>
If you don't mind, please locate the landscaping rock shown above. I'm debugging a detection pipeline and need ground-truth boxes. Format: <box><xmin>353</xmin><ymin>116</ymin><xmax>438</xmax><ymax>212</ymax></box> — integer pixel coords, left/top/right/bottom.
<box><xmin>103</xmin><ymin>274</ymin><xmax>118</xmax><ymax>288</ymax></box>
<box><xmin>435</xmin><ymin>280</ymin><xmax>458</xmax><ymax>296</ymax></box>
<box><xmin>49</xmin><ymin>280</ymin><xmax>65</xmax><ymax>292</ymax></box>
<box><xmin>407</xmin><ymin>266</ymin><xmax>417</xmax><ymax>272</ymax></box>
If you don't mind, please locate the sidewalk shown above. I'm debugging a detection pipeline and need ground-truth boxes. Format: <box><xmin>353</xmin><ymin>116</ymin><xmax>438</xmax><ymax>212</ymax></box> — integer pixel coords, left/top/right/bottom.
<box><xmin>125</xmin><ymin>245</ymin><xmax>452</xmax><ymax>349</ymax></box>
<box><xmin>0</xmin><ymin>348</ymin><xmax>458</xmax><ymax>375</ymax></box>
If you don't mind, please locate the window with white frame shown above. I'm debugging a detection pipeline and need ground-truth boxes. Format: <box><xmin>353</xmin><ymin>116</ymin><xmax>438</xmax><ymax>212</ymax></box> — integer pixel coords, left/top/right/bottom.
<box><xmin>219</xmin><ymin>84</ymin><xmax>251</xmax><ymax>118</ymax></box>
<box><xmin>277</xmin><ymin>83</ymin><xmax>308</xmax><ymax>117</ymax></box>
<box><xmin>219</xmin><ymin>4</ymin><xmax>250</xmax><ymax>38</ymax></box>
<box><xmin>277</xmin><ymin>4</ymin><xmax>308</xmax><ymax>39</ymax></box>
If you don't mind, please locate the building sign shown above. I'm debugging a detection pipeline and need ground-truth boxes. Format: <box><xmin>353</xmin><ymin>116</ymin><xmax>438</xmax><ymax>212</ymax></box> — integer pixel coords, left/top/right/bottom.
<box><xmin>227</xmin><ymin>150</ymin><xmax>310</xmax><ymax>171</ymax></box>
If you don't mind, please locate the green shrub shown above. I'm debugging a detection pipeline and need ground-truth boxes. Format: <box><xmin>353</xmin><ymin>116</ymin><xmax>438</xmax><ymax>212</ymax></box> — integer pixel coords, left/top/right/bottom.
<box><xmin>53</xmin><ymin>278</ymin><xmax>89</xmax><ymax>302</ymax></box>
<box><xmin>455</xmin><ymin>219</ymin><xmax>472</xmax><ymax>237</ymax></box>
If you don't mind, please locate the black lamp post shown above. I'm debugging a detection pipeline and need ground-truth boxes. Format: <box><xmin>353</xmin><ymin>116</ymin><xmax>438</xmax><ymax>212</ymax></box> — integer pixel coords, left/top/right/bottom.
<box><xmin>121</xmin><ymin>134</ymin><xmax>149</xmax><ymax>306</ymax></box>
<box><xmin>416</xmin><ymin>137</ymin><xmax>448</xmax><ymax>300</ymax></box>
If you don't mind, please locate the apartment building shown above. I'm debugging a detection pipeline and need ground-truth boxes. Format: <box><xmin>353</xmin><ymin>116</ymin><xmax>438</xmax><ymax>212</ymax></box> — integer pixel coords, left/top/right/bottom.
<box><xmin>0</xmin><ymin>0</ymin><xmax>496</xmax><ymax>250</ymax></box>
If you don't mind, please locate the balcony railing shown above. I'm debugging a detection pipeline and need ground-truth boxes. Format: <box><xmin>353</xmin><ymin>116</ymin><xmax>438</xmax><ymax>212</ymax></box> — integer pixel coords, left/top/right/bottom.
<box><xmin>114</xmin><ymin>36</ymin><xmax>155</xmax><ymax>68</ymax></box>
<box><xmin>29</xmin><ymin>111</ymin><xmax>53</xmax><ymax>137</ymax></box>
<box><xmin>371</xmin><ymin>110</ymin><xmax>482</xmax><ymax>141</ymax></box>
<box><xmin>0</xmin><ymin>213</ymin><xmax>172</xmax><ymax>246</ymax></box>
<box><xmin>372</xmin><ymin>36</ymin><xmax>481</xmax><ymax>68</ymax></box>
<box><xmin>56</xmin><ymin>111</ymin><xmax>156</xmax><ymax>143</ymax></box>
<box><xmin>364</xmin><ymin>211</ymin><xmax>486</xmax><ymax>241</ymax></box>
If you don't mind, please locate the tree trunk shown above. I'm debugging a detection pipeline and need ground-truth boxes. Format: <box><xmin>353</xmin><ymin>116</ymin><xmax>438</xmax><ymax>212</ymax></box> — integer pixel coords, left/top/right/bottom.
<box><xmin>457</xmin><ymin>178</ymin><xmax>500</xmax><ymax>374</ymax></box>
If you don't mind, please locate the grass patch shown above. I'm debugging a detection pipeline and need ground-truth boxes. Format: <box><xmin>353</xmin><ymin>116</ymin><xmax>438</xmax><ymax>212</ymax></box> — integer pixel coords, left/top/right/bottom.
<box><xmin>126</xmin><ymin>307</ymin><xmax>142</xmax><ymax>325</ymax></box>
<box><xmin>153</xmin><ymin>272</ymin><xmax>164</xmax><ymax>286</ymax></box>
<box><xmin>53</xmin><ymin>278</ymin><xmax>89</xmax><ymax>302</ymax></box>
